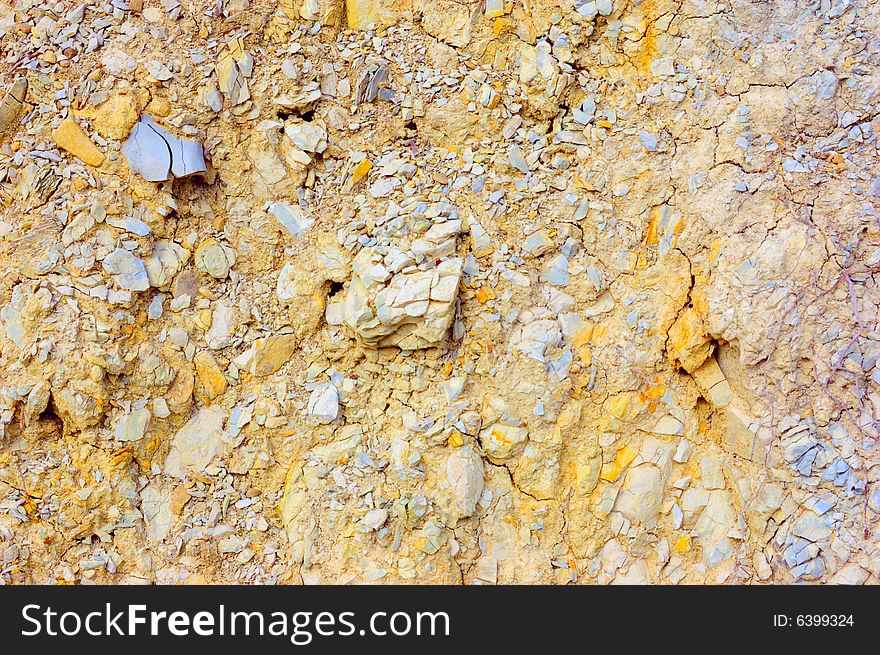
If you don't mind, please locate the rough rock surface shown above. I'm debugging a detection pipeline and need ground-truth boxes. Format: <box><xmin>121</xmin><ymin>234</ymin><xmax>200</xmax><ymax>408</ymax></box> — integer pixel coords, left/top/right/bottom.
<box><xmin>0</xmin><ymin>0</ymin><xmax>879</xmax><ymax>585</ymax></box>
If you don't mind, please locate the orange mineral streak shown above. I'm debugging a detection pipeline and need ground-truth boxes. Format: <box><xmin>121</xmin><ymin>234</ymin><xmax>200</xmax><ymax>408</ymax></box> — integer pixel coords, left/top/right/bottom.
<box><xmin>630</xmin><ymin>0</ymin><xmax>667</xmax><ymax>78</ymax></box>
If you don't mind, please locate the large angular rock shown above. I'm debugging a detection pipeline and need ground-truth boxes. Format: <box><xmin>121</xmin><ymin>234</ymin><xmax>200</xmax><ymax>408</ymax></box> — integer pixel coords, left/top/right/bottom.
<box><xmin>0</xmin><ymin>77</ymin><xmax>27</xmax><ymax>138</ymax></box>
<box><xmin>613</xmin><ymin>439</ymin><xmax>675</xmax><ymax>525</ymax></box>
<box><xmin>122</xmin><ymin>115</ymin><xmax>206</xmax><ymax>181</ymax></box>
<box><xmin>667</xmin><ymin>307</ymin><xmax>712</xmax><ymax>373</ymax></box>
<box><xmin>250</xmin><ymin>334</ymin><xmax>297</xmax><ymax>376</ymax></box>
<box><xmin>613</xmin><ymin>464</ymin><xmax>665</xmax><ymax>524</ymax></box>
<box><xmin>164</xmin><ymin>407</ymin><xmax>227</xmax><ymax>478</ymax></box>
<box><xmin>479</xmin><ymin>422</ymin><xmax>529</xmax><ymax>459</ymax></box>
<box><xmin>141</xmin><ymin>482</ymin><xmax>174</xmax><ymax>542</ymax></box>
<box><xmin>338</xmin><ymin>252</ymin><xmax>462</xmax><ymax>349</ymax></box>
<box><xmin>52</xmin><ymin>117</ymin><xmax>104</xmax><ymax>167</ymax></box>
<box><xmin>440</xmin><ymin>445</ymin><xmax>485</xmax><ymax>522</ymax></box>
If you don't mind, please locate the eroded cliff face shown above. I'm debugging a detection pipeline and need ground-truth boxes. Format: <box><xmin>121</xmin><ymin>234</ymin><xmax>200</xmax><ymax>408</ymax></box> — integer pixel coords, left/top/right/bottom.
<box><xmin>0</xmin><ymin>0</ymin><xmax>878</xmax><ymax>585</ymax></box>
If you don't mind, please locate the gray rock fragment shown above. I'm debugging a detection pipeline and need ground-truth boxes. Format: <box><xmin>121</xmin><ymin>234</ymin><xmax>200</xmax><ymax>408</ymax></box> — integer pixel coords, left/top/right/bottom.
<box><xmin>308</xmin><ymin>383</ymin><xmax>339</xmax><ymax>424</ymax></box>
<box><xmin>354</xmin><ymin>63</ymin><xmax>389</xmax><ymax>105</ymax></box>
<box><xmin>816</xmin><ymin>70</ymin><xmax>839</xmax><ymax>100</ymax></box>
<box><xmin>102</xmin><ymin>248</ymin><xmax>150</xmax><ymax>292</ymax></box>
<box><xmin>269</xmin><ymin>202</ymin><xmax>314</xmax><ymax>237</ymax></box>
<box><xmin>509</xmin><ymin>144</ymin><xmax>529</xmax><ymax>174</ymax></box>
<box><xmin>638</xmin><ymin>130</ymin><xmax>659</xmax><ymax>151</ymax></box>
<box><xmin>122</xmin><ymin>115</ymin><xmax>206</xmax><ymax>182</ymax></box>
